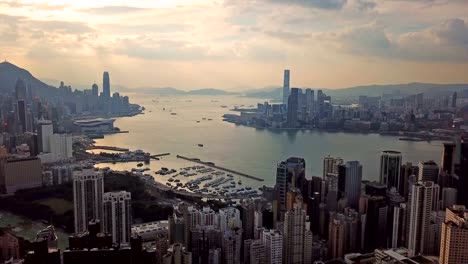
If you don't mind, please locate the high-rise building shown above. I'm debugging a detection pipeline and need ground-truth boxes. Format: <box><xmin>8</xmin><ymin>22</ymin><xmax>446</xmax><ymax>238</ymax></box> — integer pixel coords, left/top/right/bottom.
<box><xmin>262</xmin><ymin>229</ymin><xmax>282</xmax><ymax>264</ymax></box>
<box><xmin>163</xmin><ymin>243</ymin><xmax>192</xmax><ymax>264</ymax></box>
<box><xmin>37</xmin><ymin>119</ymin><xmax>53</xmax><ymax>153</ymax></box>
<box><xmin>283</xmin><ymin>69</ymin><xmax>290</xmax><ymax>106</ymax></box>
<box><xmin>73</xmin><ymin>169</ymin><xmax>104</xmax><ymax>233</ymax></box>
<box><xmin>362</xmin><ymin>196</ymin><xmax>388</xmax><ymax>252</ymax></box>
<box><xmin>328</xmin><ymin>218</ymin><xmax>345</xmax><ymax>259</ymax></box>
<box><xmin>323</xmin><ymin>156</ymin><xmax>343</xmax><ymax>178</ymax></box>
<box><xmin>338</xmin><ymin>161</ymin><xmax>363</xmax><ymax>209</ymax></box>
<box><xmin>441</xmin><ymin>187</ymin><xmax>457</xmax><ymax>210</ymax></box>
<box><xmin>305</xmin><ymin>88</ymin><xmax>314</xmax><ymax>115</ymax></box>
<box><xmin>0</xmin><ymin>157</ymin><xmax>42</xmax><ymax>194</ymax></box>
<box><xmin>454</xmin><ymin>136</ymin><xmax>468</xmax><ymax>206</ymax></box>
<box><xmin>249</xmin><ymin>239</ymin><xmax>266</xmax><ymax>264</ymax></box>
<box><xmin>103</xmin><ymin>72</ymin><xmax>110</xmax><ymax>99</ymax></box>
<box><xmin>283</xmin><ymin>205</ymin><xmax>307</xmax><ymax>264</ymax></box>
<box><xmin>241</xmin><ymin>201</ymin><xmax>255</xmax><ymax>240</ymax></box>
<box><xmin>103</xmin><ymin>191</ymin><xmax>132</xmax><ymax>246</ymax></box>
<box><xmin>427</xmin><ymin>210</ymin><xmax>445</xmax><ymax>255</ymax></box>
<box><xmin>439</xmin><ymin>205</ymin><xmax>468</xmax><ymax>264</ymax></box>
<box><xmin>400</xmin><ymin>162</ymin><xmax>418</xmax><ymax>199</ymax></box>
<box><xmin>221</xmin><ymin>228</ymin><xmax>242</xmax><ymax>264</ymax></box>
<box><xmin>441</xmin><ymin>143</ymin><xmax>456</xmax><ymax>175</ymax></box>
<box><xmin>379</xmin><ymin>150</ymin><xmax>402</xmax><ymax>190</ymax></box>
<box><xmin>275</xmin><ymin>157</ymin><xmax>306</xmax><ymax>213</ymax></box>
<box><xmin>92</xmin><ymin>83</ymin><xmax>99</xmax><ymax>97</ymax></box>
<box><xmin>418</xmin><ymin>161</ymin><xmax>439</xmax><ymax>182</ymax></box>
<box><xmin>407</xmin><ymin>181</ymin><xmax>436</xmax><ymax>255</ymax></box>
<box><xmin>391</xmin><ymin>203</ymin><xmax>407</xmax><ymax>248</ymax></box>
<box><xmin>17</xmin><ymin>99</ymin><xmax>27</xmax><ymax>133</ymax></box>
<box><xmin>303</xmin><ymin>230</ymin><xmax>313</xmax><ymax>264</ymax></box>
<box><xmin>287</xmin><ymin>88</ymin><xmax>300</xmax><ymax>127</ymax></box>
<box><xmin>49</xmin><ymin>134</ymin><xmax>73</xmax><ymax>161</ymax></box>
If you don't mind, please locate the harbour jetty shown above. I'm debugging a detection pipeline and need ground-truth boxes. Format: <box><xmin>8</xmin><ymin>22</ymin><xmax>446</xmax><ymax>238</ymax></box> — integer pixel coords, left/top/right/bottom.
<box><xmin>176</xmin><ymin>154</ymin><xmax>264</xmax><ymax>182</ymax></box>
<box><xmin>90</xmin><ymin>146</ymin><xmax>130</xmax><ymax>151</ymax></box>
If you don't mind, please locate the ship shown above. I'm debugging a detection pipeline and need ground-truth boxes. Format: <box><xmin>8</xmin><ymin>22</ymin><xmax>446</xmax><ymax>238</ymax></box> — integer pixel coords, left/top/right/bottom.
<box><xmin>198</xmin><ymin>144</ymin><xmax>204</xmax><ymax>147</ymax></box>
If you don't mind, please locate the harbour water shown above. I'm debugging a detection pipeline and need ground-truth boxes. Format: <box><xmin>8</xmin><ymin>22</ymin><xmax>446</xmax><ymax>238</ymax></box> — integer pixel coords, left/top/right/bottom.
<box><xmin>94</xmin><ymin>94</ymin><xmax>445</xmax><ymax>189</ymax></box>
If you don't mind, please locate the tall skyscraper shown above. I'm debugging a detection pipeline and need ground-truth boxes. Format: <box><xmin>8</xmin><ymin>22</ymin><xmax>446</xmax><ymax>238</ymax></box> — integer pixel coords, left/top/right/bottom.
<box><xmin>454</xmin><ymin>136</ymin><xmax>468</xmax><ymax>206</ymax></box>
<box><xmin>441</xmin><ymin>143</ymin><xmax>456</xmax><ymax>175</ymax></box>
<box><xmin>262</xmin><ymin>229</ymin><xmax>282</xmax><ymax>264</ymax></box>
<box><xmin>441</xmin><ymin>187</ymin><xmax>457</xmax><ymax>210</ymax></box>
<box><xmin>37</xmin><ymin>119</ymin><xmax>53</xmax><ymax>153</ymax></box>
<box><xmin>323</xmin><ymin>156</ymin><xmax>343</xmax><ymax>178</ymax></box>
<box><xmin>103</xmin><ymin>191</ymin><xmax>132</xmax><ymax>246</ymax></box>
<box><xmin>305</xmin><ymin>89</ymin><xmax>314</xmax><ymax>114</ymax></box>
<box><xmin>103</xmin><ymin>71</ymin><xmax>110</xmax><ymax>98</ymax></box>
<box><xmin>283</xmin><ymin>205</ymin><xmax>307</xmax><ymax>264</ymax></box>
<box><xmin>328</xmin><ymin>218</ymin><xmax>345</xmax><ymax>259</ymax></box>
<box><xmin>222</xmin><ymin>228</ymin><xmax>242</xmax><ymax>264</ymax></box>
<box><xmin>391</xmin><ymin>203</ymin><xmax>407</xmax><ymax>248</ymax></box>
<box><xmin>379</xmin><ymin>150</ymin><xmax>402</xmax><ymax>190</ymax></box>
<box><xmin>338</xmin><ymin>161</ymin><xmax>363</xmax><ymax>209</ymax></box>
<box><xmin>418</xmin><ymin>161</ymin><xmax>439</xmax><ymax>182</ymax></box>
<box><xmin>275</xmin><ymin>157</ymin><xmax>306</xmax><ymax>213</ymax></box>
<box><xmin>283</xmin><ymin>69</ymin><xmax>290</xmax><ymax>106</ymax></box>
<box><xmin>362</xmin><ymin>196</ymin><xmax>388</xmax><ymax>252</ymax></box>
<box><xmin>73</xmin><ymin>170</ymin><xmax>104</xmax><ymax>233</ymax></box>
<box><xmin>92</xmin><ymin>83</ymin><xmax>99</xmax><ymax>97</ymax></box>
<box><xmin>249</xmin><ymin>240</ymin><xmax>266</xmax><ymax>264</ymax></box>
<box><xmin>407</xmin><ymin>181</ymin><xmax>436</xmax><ymax>255</ymax></box>
<box><xmin>287</xmin><ymin>88</ymin><xmax>300</xmax><ymax>127</ymax></box>
<box><xmin>439</xmin><ymin>205</ymin><xmax>468</xmax><ymax>264</ymax></box>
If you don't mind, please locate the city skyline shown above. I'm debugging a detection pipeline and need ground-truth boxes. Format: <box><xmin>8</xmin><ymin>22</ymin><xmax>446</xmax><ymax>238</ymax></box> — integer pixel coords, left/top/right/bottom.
<box><xmin>0</xmin><ymin>1</ymin><xmax>468</xmax><ymax>90</ymax></box>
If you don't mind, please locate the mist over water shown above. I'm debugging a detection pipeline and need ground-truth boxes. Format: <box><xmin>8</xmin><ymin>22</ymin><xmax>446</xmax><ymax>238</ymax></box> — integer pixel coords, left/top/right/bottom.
<box><xmin>94</xmin><ymin>94</ymin><xmax>444</xmax><ymax>188</ymax></box>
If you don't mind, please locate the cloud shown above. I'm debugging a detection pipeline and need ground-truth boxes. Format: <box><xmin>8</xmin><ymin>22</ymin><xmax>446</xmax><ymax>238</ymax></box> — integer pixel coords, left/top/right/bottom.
<box><xmin>28</xmin><ymin>20</ymin><xmax>94</xmax><ymax>35</ymax></box>
<box><xmin>323</xmin><ymin>18</ymin><xmax>468</xmax><ymax>62</ymax></box>
<box><xmin>266</xmin><ymin>0</ymin><xmax>348</xmax><ymax>9</ymax></box>
<box><xmin>83</xmin><ymin>6</ymin><xmax>150</xmax><ymax>15</ymax></box>
<box><xmin>0</xmin><ymin>14</ymin><xmax>22</xmax><ymax>44</ymax></box>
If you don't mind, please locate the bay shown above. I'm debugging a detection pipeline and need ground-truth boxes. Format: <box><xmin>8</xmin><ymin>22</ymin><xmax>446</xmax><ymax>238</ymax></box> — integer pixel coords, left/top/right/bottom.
<box><xmin>94</xmin><ymin>94</ymin><xmax>445</xmax><ymax>188</ymax></box>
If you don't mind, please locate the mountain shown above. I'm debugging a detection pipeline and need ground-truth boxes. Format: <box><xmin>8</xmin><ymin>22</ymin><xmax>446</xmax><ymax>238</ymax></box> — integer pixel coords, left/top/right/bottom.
<box><xmin>130</xmin><ymin>87</ymin><xmax>237</xmax><ymax>96</ymax></box>
<box><xmin>0</xmin><ymin>61</ymin><xmax>57</xmax><ymax>97</ymax></box>
<box><xmin>187</xmin><ymin>88</ymin><xmax>238</xmax><ymax>95</ymax></box>
<box><xmin>243</xmin><ymin>83</ymin><xmax>468</xmax><ymax>99</ymax></box>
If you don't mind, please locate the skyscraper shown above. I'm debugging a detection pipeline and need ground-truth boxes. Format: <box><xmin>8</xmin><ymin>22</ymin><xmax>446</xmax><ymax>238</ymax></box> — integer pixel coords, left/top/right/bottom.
<box><xmin>439</xmin><ymin>205</ymin><xmax>468</xmax><ymax>264</ymax></box>
<box><xmin>222</xmin><ymin>228</ymin><xmax>242</xmax><ymax>264</ymax></box>
<box><xmin>103</xmin><ymin>191</ymin><xmax>132</xmax><ymax>246</ymax></box>
<box><xmin>328</xmin><ymin>218</ymin><xmax>345</xmax><ymax>259</ymax></box>
<box><xmin>407</xmin><ymin>181</ymin><xmax>436</xmax><ymax>255</ymax></box>
<box><xmin>323</xmin><ymin>156</ymin><xmax>343</xmax><ymax>178</ymax></box>
<box><xmin>275</xmin><ymin>157</ymin><xmax>306</xmax><ymax>213</ymax></box>
<box><xmin>287</xmin><ymin>88</ymin><xmax>300</xmax><ymax>127</ymax></box>
<box><xmin>103</xmin><ymin>71</ymin><xmax>110</xmax><ymax>98</ymax></box>
<box><xmin>379</xmin><ymin>150</ymin><xmax>402</xmax><ymax>190</ymax></box>
<box><xmin>441</xmin><ymin>187</ymin><xmax>457</xmax><ymax>210</ymax></box>
<box><xmin>338</xmin><ymin>161</ymin><xmax>363</xmax><ymax>209</ymax></box>
<box><xmin>283</xmin><ymin>205</ymin><xmax>307</xmax><ymax>264</ymax></box>
<box><xmin>441</xmin><ymin>143</ymin><xmax>456</xmax><ymax>175</ymax></box>
<box><xmin>305</xmin><ymin>88</ymin><xmax>314</xmax><ymax>114</ymax></box>
<box><xmin>37</xmin><ymin>119</ymin><xmax>53</xmax><ymax>153</ymax></box>
<box><xmin>362</xmin><ymin>196</ymin><xmax>388</xmax><ymax>252</ymax></box>
<box><xmin>454</xmin><ymin>136</ymin><xmax>468</xmax><ymax>206</ymax></box>
<box><xmin>262</xmin><ymin>229</ymin><xmax>282</xmax><ymax>264</ymax></box>
<box><xmin>418</xmin><ymin>161</ymin><xmax>439</xmax><ymax>182</ymax></box>
<box><xmin>92</xmin><ymin>83</ymin><xmax>99</xmax><ymax>97</ymax></box>
<box><xmin>73</xmin><ymin>170</ymin><xmax>104</xmax><ymax>233</ymax></box>
<box><xmin>283</xmin><ymin>69</ymin><xmax>290</xmax><ymax>106</ymax></box>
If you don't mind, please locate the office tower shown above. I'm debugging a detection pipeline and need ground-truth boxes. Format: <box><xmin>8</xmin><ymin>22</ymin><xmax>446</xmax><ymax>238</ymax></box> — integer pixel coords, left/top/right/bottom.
<box><xmin>103</xmin><ymin>72</ymin><xmax>110</xmax><ymax>98</ymax></box>
<box><xmin>328</xmin><ymin>218</ymin><xmax>345</xmax><ymax>259</ymax></box>
<box><xmin>441</xmin><ymin>143</ymin><xmax>456</xmax><ymax>175</ymax></box>
<box><xmin>439</xmin><ymin>205</ymin><xmax>468</xmax><ymax>264</ymax></box>
<box><xmin>379</xmin><ymin>150</ymin><xmax>402</xmax><ymax>190</ymax></box>
<box><xmin>241</xmin><ymin>201</ymin><xmax>255</xmax><ymax>240</ymax></box>
<box><xmin>362</xmin><ymin>196</ymin><xmax>388</xmax><ymax>252</ymax></box>
<box><xmin>103</xmin><ymin>191</ymin><xmax>132</xmax><ymax>246</ymax></box>
<box><xmin>287</xmin><ymin>88</ymin><xmax>299</xmax><ymax>127</ymax></box>
<box><xmin>407</xmin><ymin>181</ymin><xmax>436</xmax><ymax>255</ymax></box>
<box><xmin>0</xmin><ymin>157</ymin><xmax>42</xmax><ymax>194</ymax></box>
<box><xmin>391</xmin><ymin>203</ymin><xmax>407</xmax><ymax>248</ymax></box>
<box><xmin>338</xmin><ymin>161</ymin><xmax>363</xmax><ymax>209</ymax></box>
<box><xmin>305</xmin><ymin>88</ymin><xmax>314</xmax><ymax>114</ymax></box>
<box><xmin>426</xmin><ymin>211</ymin><xmax>445</xmax><ymax>255</ymax></box>
<box><xmin>418</xmin><ymin>161</ymin><xmax>439</xmax><ymax>182</ymax></box>
<box><xmin>17</xmin><ymin>99</ymin><xmax>27</xmax><ymax>133</ymax></box>
<box><xmin>37</xmin><ymin>119</ymin><xmax>53</xmax><ymax>153</ymax></box>
<box><xmin>400</xmin><ymin>162</ymin><xmax>418</xmax><ymax>199</ymax></box>
<box><xmin>15</xmin><ymin>78</ymin><xmax>27</xmax><ymax>100</ymax></box>
<box><xmin>73</xmin><ymin>170</ymin><xmax>104</xmax><ymax>233</ymax></box>
<box><xmin>49</xmin><ymin>134</ymin><xmax>73</xmax><ymax>160</ymax></box>
<box><xmin>283</xmin><ymin>205</ymin><xmax>306</xmax><ymax>264</ymax></box>
<box><xmin>441</xmin><ymin>187</ymin><xmax>457</xmax><ymax>210</ymax></box>
<box><xmin>221</xmin><ymin>228</ymin><xmax>242</xmax><ymax>264</ymax></box>
<box><xmin>92</xmin><ymin>83</ymin><xmax>99</xmax><ymax>97</ymax></box>
<box><xmin>163</xmin><ymin>243</ymin><xmax>192</xmax><ymax>264</ymax></box>
<box><xmin>275</xmin><ymin>157</ymin><xmax>306</xmax><ymax>213</ymax></box>
<box><xmin>455</xmin><ymin>136</ymin><xmax>468</xmax><ymax>206</ymax></box>
<box><xmin>323</xmin><ymin>156</ymin><xmax>343</xmax><ymax>178</ymax></box>
<box><xmin>283</xmin><ymin>69</ymin><xmax>290</xmax><ymax>105</ymax></box>
<box><xmin>262</xmin><ymin>229</ymin><xmax>282</xmax><ymax>264</ymax></box>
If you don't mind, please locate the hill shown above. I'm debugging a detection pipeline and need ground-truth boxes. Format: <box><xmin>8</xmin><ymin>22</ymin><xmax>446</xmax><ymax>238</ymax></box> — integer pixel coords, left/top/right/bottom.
<box><xmin>0</xmin><ymin>61</ymin><xmax>57</xmax><ymax>97</ymax></box>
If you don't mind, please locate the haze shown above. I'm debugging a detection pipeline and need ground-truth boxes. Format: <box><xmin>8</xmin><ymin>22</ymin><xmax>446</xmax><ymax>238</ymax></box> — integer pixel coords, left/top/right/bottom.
<box><xmin>1</xmin><ymin>0</ymin><xmax>468</xmax><ymax>90</ymax></box>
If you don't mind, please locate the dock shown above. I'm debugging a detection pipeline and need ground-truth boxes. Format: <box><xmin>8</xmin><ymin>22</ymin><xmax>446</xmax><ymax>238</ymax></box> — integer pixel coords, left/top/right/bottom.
<box><xmin>90</xmin><ymin>146</ymin><xmax>129</xmax><ymax>151</ymax></box>
<box><xmin>176</xmin><ymin>155</ymin><xmax>264</xmax><ymax>182</ymax></box>
<box><xmin>151</xmin><ymin>153</ymin><xmax>171</xmax><ymax>159</ymax></box>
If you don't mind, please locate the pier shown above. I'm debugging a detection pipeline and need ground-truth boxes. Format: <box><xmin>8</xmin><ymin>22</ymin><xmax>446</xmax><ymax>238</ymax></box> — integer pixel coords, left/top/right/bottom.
<box><xmin>176</xmin><ymin>155</ymin><xmax>264</xmax><ymax>182</ymax></box>
<box><xmin>151</xmin><ymin>153</ymin><xmax>171</xmax><ymax>159</ymax></box>
<box><xmin>90</xmin><ymin>146</ymin><xmax>130</xmax><ymax>151</ymax></box>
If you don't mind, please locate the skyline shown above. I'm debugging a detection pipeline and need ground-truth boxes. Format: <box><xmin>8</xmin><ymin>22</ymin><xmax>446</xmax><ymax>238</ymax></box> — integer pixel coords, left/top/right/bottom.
<box><xmin>1</xmin><ymin>0</ymin><xmax>468</xmax><ymax>90</ymax></box>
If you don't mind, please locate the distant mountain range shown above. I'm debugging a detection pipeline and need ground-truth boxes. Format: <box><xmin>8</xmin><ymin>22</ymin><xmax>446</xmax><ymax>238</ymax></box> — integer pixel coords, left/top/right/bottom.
<box><xmin>1</xmin><ymin>61</ymin><xmax>467</xmax><ymax>99</ymax></box>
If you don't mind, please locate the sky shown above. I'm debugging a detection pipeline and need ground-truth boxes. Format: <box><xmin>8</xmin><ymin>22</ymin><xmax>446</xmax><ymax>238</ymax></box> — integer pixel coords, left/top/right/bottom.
<box><xmin>1</xmin><ymin>0</ymin><xmax>468</xmax><ymax>90</ymax></box>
